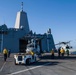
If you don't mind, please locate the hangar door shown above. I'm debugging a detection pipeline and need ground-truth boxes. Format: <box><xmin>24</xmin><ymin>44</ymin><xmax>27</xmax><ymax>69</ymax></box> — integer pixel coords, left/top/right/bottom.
<box><xmin>19</xmin><ymin>39</ymin><xmax>28</xmax><ymax>52</ymax></box>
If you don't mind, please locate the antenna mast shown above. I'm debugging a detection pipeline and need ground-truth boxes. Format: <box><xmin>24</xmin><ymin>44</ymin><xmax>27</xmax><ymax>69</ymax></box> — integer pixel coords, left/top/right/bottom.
<box><xmin>21</xmin><ymin>2</ymin><xmax>23</xmax><ymax>11</ymax></box>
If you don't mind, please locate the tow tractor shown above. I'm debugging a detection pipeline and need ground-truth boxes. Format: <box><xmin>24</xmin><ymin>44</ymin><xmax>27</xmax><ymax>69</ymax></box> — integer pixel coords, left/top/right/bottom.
<box><xmin>14</xmin><ymin>39</ymin><xmax>39</xmax><ymax>65</ymax></box>
<box><xmin>14</xmin><ymin>52</ymin><xmax>37</xmax><ymax>65</ymax></box>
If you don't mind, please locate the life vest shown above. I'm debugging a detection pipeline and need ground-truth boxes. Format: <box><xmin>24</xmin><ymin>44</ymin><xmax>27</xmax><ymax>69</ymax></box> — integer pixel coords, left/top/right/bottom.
<box><xmin>60</xmin><ymin>49</ymin><xmax>65</xmax><ymax>53</ymax></box>
<box><xmin>51</xmin><ymin>50</ymin><xmax>54</xmax><ymax>54</ymax></box>
<box><xmin>66</xmin><ymin>49</ymin><xmax>69</xmax><ymax>54</ymax></box>
<box><xmin>3</xmin><ymin>49</ymin><xmax>8</xmax><ymax>54</ymax></box>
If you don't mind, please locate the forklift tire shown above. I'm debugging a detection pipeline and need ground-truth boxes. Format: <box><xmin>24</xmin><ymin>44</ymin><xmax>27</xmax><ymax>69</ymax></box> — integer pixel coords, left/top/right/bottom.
<box><xmin>26</xmin><ymin>59</ymin><xmax>31</xmax><ymax>65</ymax></box>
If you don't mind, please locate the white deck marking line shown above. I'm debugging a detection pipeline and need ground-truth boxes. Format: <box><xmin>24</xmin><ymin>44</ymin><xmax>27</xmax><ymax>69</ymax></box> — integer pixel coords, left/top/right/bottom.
<box><xmin>0</xmin><ymin>62</ymin><xmax>6</xmax><ymax>72</ymax></box>
<box><xmin>7</xmin><ymin>62</ymin><xmax>51</xmax><ymax>75</ymax></box>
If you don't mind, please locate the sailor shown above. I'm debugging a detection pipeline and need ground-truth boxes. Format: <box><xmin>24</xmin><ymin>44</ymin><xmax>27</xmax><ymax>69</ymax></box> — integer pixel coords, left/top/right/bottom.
<box><xmin>51</xmin><ymin>49</ymin><xmax>54</xmax><ymax>59</ymax></box>
<box><xmin>30</xmin><ymin>51</ymin><xmax>35</xmax><ymax>59</ymax></box>
<box><xmin>60</xmin><ymin>47</ymin><xmax>65</xmax><ymax>58</ymax></box>
<box><xmin>3</xmin><ymin>48</ymin><xmax>8</xmax><ymax>61</ymax></box>
<box><xmin>58</xmin><ymin>47</ymin><xmax>61</xmax><ymax>57</ymax></box>
<box><xmin>66</xmin><ymin>49</ymin><xmax>69</xmax><ymax>56</ymax></box>
<box><xmin>8</xmin><ymin>49</ymin><xmax>11</xmax><ymax>57</ymax></box>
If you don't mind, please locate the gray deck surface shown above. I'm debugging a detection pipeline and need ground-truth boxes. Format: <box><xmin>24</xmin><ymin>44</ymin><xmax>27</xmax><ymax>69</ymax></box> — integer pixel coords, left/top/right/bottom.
<box><xmin>0</xmin><ymin>53</ymin><xmax>76</xmax><ymax>75</ymax></box>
